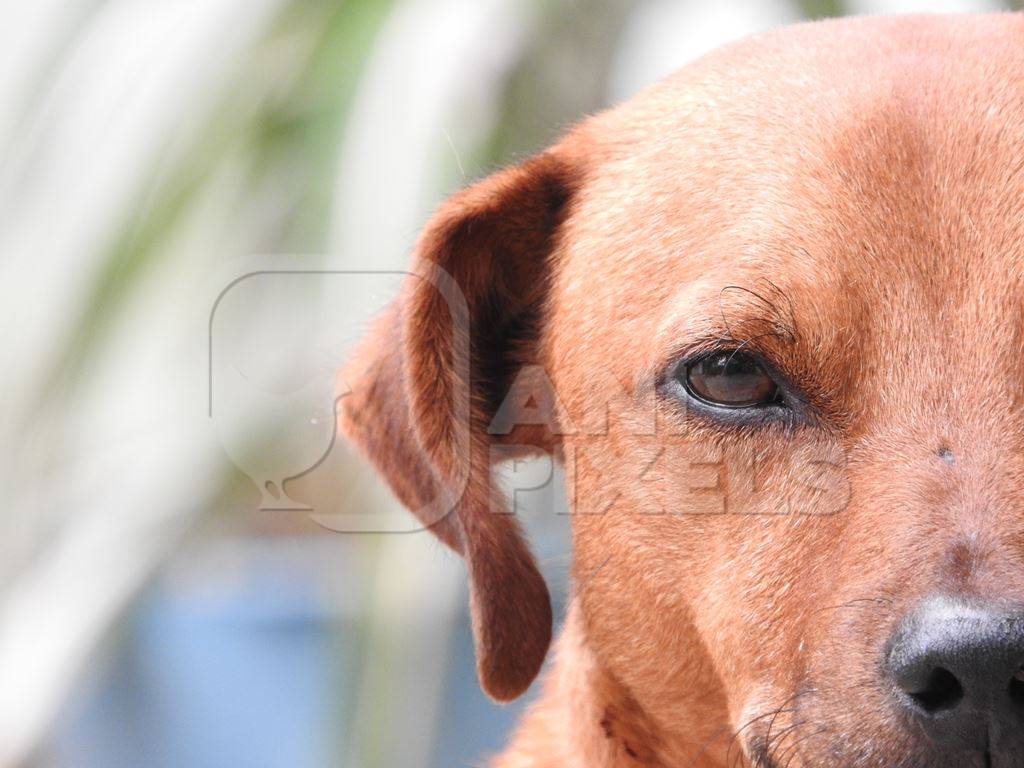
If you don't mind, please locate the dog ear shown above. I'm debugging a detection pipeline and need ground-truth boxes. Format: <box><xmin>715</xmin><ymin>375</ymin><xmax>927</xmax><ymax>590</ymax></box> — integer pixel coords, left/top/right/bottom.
<box><xmin>338</xmin><ymin>149</ymin><xmax>581</xmax><ymax>701</ymax></box>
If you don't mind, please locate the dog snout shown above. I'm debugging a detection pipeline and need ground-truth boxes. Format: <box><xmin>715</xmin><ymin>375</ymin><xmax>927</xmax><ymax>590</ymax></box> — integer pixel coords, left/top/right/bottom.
<box><xmin>885</xmin><ymin>597</ymin><xmax>1024</xmax><ymax>754</ymax></box>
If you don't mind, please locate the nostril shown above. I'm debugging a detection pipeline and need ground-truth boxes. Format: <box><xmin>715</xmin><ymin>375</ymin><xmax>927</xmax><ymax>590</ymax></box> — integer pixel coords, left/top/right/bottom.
<box><xmin>907</xmin><ymin>667</ymin><xmax>964</xmax><ymax>714</ymax></box>
<box><xmin>1010</xmin><ymin>666</ymin><xmax>1024</xmax><ymax>706</ymax></box>
<box><xmin>885</xmin><ymin>600</ymin><xmax>1024</xmax><ymax>750</ymax></box>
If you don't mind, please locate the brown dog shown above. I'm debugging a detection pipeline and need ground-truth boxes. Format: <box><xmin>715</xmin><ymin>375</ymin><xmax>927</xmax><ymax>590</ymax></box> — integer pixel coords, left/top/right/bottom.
<box><xmin>339</xmin><ymin>13</ymin><xmax>1024</xmax><ymax>767</ymax></box>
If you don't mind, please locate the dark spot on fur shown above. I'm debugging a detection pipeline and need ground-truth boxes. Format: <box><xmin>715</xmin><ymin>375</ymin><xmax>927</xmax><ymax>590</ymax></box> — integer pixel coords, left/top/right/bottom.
<box><xmin>600</xmin><ymin>709</ymin><xmax>614</xmax><ymax>739</ymax></box>
<box><xmin>945</xmin><ymin>538</ymin><xmax>982</xmax><ymax>584</ymax></box>
<box><xmin>937</xmin><ymin>446</ymin><xmax>955</xmax><ymax>466</ymax></box>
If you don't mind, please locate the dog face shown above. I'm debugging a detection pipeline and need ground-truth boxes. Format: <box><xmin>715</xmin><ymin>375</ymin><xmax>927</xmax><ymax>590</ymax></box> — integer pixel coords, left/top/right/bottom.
<box><xmin>340</xmin><ymin>14</ymin><xmax>1024</xmax><ymax>768</ymax></box>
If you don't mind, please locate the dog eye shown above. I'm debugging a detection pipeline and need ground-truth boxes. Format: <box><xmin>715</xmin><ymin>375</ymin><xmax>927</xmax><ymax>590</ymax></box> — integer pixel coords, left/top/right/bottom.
<box><xmin>681</xmin><ymin>351</ymin><xmax>780</xmax><ymax>408</ymax></box>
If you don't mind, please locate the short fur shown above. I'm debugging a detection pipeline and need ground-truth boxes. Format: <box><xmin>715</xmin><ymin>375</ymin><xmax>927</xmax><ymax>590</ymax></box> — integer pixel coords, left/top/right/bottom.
<box><xmin>339</xmin><ymin>13</ymin><xmax>1024</xmax><ymax>767</ymax></box>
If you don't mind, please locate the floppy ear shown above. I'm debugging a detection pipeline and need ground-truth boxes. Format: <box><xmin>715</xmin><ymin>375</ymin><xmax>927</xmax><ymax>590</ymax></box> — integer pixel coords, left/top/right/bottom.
<box><xmin>338</xmin><ymin>148</ymin><xmax>581</xmax><ymax>701</ymax></box>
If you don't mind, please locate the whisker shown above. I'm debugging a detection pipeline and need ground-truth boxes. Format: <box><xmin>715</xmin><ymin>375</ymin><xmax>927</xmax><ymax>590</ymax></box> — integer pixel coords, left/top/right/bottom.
<box><xmin>811</xmin><ymin>595</ymin><xmax>895</xmax><ymax>618</ymax></box>
<box><xmin>775</xmin><ymin>725</ymin><xmax>827</xmax><ymax>768</ymax></box>
<box><xmin>765</xmin><ymin>718</ymin><xmax>805</xmax><ymax>758</ymax></box>
<box><xmin>720</xmin><ymin>689</ymin><xmax>814</xmax><ymax>768</ymax></box>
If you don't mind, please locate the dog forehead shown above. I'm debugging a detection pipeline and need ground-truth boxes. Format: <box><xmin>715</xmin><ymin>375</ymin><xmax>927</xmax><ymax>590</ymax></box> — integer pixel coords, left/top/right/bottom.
<box><xmin>550</xmin><ymin>15</ymin><xmax>1024</xmax><ymax>376</ymax></box>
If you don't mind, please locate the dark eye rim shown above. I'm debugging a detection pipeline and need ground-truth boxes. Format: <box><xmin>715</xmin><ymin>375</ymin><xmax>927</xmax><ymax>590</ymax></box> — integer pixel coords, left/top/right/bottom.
<box><xmin>681</xmin><ymin>349</ymin><xmax>784</xmax><ymax>409</ymax></box>
<box><xmin>659</xmin><ymin>347</ymin><xmax>806</xmax><ymax>427</ymax></box>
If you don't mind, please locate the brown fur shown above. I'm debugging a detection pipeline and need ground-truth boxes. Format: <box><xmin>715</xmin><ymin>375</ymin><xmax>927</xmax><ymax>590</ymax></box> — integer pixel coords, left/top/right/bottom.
<box><xmin>339</xmin><ymin>13</ymin><xmax>1024</xmax><ymax>767</ymax></box>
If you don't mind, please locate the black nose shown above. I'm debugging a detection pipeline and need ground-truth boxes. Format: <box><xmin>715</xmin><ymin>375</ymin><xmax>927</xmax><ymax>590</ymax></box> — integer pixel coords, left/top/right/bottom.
<box><xmin>885</xmin><ymin>597</ymin><xmax>1024</xmax><ymax>750</ymax></box>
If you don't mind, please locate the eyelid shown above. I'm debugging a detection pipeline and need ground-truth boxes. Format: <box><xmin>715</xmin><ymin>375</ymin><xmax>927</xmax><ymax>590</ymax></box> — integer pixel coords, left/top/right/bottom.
<box><xmin>658</xmin><ymin>340</ymin><xmax>785</xmax><ymax>387</ymax></box>
<box><xmin>690</xmin><ymin>347</ymin><xmax>787</xmax><ymax>384</ymax></box>
<box><xmin>657</xmin><ymin>345</ymin><xmax>811</xmax><ymax>428</ymax></box>
<box><xmin>682</xmin><ymin>350</ymin><xmax>782</xmax><ymax>408</ymax></box>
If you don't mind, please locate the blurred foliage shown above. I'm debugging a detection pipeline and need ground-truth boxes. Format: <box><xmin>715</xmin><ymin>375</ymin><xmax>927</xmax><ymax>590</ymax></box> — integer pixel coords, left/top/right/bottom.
<box><xmin>795</xmin><ymin>0</ymin><xmax>846</xmax><ymax>18</ymax></box>
<box><xmin>50</xmin><ymin>0</ymin><xmax>394</xmax><ymax>402</ymax></box>
<box><xmin>483</xmin><ymin>0</ymin><xmax>637</xmax><ymax>164</ymax></box>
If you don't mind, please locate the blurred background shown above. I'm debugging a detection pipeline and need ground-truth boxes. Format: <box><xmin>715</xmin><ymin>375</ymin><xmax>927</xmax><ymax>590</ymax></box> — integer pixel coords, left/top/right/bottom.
<box><xmin>0</xmin><ymin>0</ymin><xmax>1015</xmax><ymax>766</ymax></box>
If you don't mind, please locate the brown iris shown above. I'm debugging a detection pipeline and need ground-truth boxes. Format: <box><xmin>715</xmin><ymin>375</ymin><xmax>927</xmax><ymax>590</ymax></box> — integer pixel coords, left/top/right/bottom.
<box><xmin>683</xmin><ymin>351</ymin><xmax>780</xmax><ymax>408</ymax></box>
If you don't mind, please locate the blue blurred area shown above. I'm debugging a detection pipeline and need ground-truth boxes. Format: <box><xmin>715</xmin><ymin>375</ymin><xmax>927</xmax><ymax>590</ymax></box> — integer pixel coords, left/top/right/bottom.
<box><xmin>46</xmin><ymin>521</ymin><xmax>568</xmax><ymax>768</ymax></box>
<box><xmin>49</xmin><ymin>550</ymin><xmax>341</xmax><ymax>768</ymax></box>
<box><xmin>434</xmin><ymin>618</ymin><xmax>531</xmax><ymax>766</ymax></box>
<box><xmin>432</xmin><ymin>601</ymin><xmax>565</xmax><ymax>767</ymax></box>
